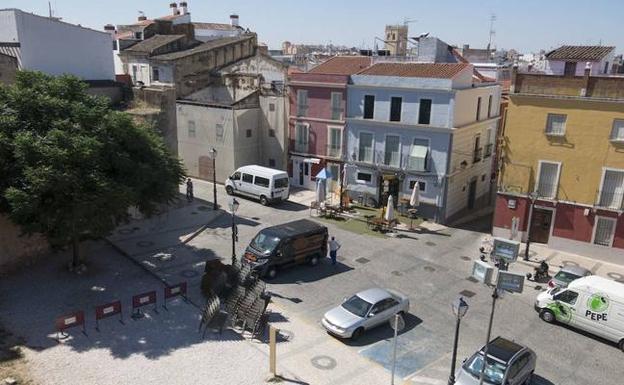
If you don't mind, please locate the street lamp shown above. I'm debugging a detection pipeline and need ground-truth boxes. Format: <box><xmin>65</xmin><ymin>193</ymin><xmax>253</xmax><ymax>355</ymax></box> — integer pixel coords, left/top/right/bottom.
<box><xmin>208</xmin><ymin>148</ymin><xmax>218</xmax><ymax>210</ymax></box>
<box><xmin>228</xmin><ymin>197</ymin><xmax>239</xmax><ymax>265</ymax></box>
<box><xmin>524</xmin><ymin>191</ymin><xmax>539</xmax><ymax>261</ymax></box>
<box><xmin>448</xmin><ymin>297</ymin><xmax>469</xmax><ymax>385</ymax></box>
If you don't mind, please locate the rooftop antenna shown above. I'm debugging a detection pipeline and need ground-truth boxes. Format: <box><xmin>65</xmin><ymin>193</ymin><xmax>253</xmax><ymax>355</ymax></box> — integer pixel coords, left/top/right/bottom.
<box><xmin>48</xmin><ymin>1</ymin><xmax>52</xmax><ymax>18</ymax></box>
<box><xmin>487</xmin><ymin>13</ymin><xmax>496</xmax><ymax>53</ymax></box>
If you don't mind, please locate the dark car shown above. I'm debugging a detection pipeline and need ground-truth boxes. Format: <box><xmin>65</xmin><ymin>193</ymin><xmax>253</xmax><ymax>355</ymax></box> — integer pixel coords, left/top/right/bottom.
<box><xmin>243</xmin><ymin>219</ymin><xmax>328</xmax><ymax>279</ymax></box>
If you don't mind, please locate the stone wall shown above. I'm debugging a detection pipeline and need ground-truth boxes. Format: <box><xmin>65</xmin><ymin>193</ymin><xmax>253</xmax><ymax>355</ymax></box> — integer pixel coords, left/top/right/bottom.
<box><xmin>0</xmin><ymin>214</ymin><xmax>48</xmax><ymax>275</ymax></box>
<box><xmin>0</xmin><ymin>53</ymin><xmax>17</xmax><ymax>85</ymax></box>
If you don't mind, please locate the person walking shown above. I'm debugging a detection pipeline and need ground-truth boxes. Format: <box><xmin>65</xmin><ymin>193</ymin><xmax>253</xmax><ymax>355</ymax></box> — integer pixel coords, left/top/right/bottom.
<box><xmin>186</xmin><ymin>178</ymin><xmax>194</xmax><ymax>203</ymax></box>
<box><xmin>328</xmin><ymin>236</ymin><xmax>341</xmax><ymax>265</ymax></box>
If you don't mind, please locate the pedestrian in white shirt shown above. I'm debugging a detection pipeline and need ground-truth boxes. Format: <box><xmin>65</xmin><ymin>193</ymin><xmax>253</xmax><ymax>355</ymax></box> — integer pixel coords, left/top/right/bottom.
<box><xmin>328</xmin><ymin>236</ymin><xmax>341</xmax><ymax>265</ymax></box>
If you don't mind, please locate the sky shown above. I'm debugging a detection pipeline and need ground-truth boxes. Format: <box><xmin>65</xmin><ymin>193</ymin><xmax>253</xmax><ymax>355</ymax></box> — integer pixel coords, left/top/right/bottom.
<box><xmin>3</xmin><ymin>0</ymin><xmax>623</xmax><ymax>53</ymax></box>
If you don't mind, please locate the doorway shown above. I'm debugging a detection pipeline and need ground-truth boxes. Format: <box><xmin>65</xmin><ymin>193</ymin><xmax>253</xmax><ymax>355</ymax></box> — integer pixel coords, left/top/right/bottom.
<box><xmin>378</xmin><ymin>175</ymin><xmax>400</xmax><ymax>208</ymax></box>
<box><xmin>467</xmin><ymin>179</ymin><xmax>477</xmax><ymax>210</ymax></box>
<box><xmin>529</xmin><ymin>208</ymin><xmax>553</xmax><ymax>244</ymax></box>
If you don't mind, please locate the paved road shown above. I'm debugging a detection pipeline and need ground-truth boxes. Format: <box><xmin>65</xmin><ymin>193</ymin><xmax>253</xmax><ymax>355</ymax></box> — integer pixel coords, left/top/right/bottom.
<box><xmin>185</xmin><ymin>181</ymin><xmax>624</xmax><ymax>385</ymax></box>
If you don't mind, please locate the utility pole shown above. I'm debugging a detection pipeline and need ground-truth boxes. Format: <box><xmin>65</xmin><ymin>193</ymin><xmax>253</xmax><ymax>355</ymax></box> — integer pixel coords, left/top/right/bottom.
<box><xmin>487</xmin><ymin>14</ymin><xmax>496</xmax><ymax>60</ymax></box>
<box><xmin>48</xmin><ymin>2</ymin><xmax>53</xmax><ymax>18</ymax></box>
<box><xmin>478</xmin><ymin>288</ymin><xmax>499</xmax><ymax>385</ymax></box>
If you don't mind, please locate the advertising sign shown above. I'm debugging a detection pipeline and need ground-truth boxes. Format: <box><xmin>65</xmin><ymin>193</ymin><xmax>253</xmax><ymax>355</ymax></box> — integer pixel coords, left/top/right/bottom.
<box><xmin>492</xmin><ymin>237</ymin><xmax>521</xmax><ymax>263</ymax></box>
<box><xmin>472</xmin><ymin>260</ymin><xmax>494</xmax><ymax>285</ymax></box>
<box><xmin>497</xmin><ymin>271</ymin><xmax>525</xmax><ymax>293</ymax></box>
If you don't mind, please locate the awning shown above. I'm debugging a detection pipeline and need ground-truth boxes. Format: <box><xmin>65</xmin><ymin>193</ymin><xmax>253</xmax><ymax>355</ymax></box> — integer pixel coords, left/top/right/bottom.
<box><xmin>303</xmin><ymin>158</ymin><xmax>321</xmax><ymax>164</ymax></box>
<box><xmin>315</xmin><ymin>168</ymin><xmax>333</xmax><ymax>179</ymax></box>
<box><xmin>408</xmin><ymin>145</ymin><xmax>428</xmax><ymax>171</ymax></box>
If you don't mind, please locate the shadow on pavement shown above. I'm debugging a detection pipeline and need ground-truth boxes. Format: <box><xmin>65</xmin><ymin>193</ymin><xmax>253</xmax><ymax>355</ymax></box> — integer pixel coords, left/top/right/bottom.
<box><xmin>448</xmin><ymin>214</ymin><xmax>493</xmax><ymax>234</ymax></box>
<box><xmin>341</xmin><ymin>313</ymin><xmax>423</xmax><ymax>348</ymax></box>
<box><xmin>557</xmin><ymin>322</ymin><xmax>621</xmax><ymax>351</ymax></box>
<box><xmin>532</xmin><ymin>374</ymin><xmax>555</xmax><ymax>385</ymax></box>
<box><xmin>267</xmin><ymin>261</ymin><xmax>353</xmax><ymax>284</ymax></box>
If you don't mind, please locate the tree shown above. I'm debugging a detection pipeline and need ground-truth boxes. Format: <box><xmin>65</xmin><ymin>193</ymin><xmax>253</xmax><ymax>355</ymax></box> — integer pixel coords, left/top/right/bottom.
<box><xmin>0</xmin><ymin>71</ymin><xmax>185</xmax><ymax>267</ymax></box>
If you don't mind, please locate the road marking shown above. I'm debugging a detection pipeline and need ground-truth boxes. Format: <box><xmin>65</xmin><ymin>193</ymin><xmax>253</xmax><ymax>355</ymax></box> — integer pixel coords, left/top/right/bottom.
<box><xmin>403</xmin><ymin>375</ymin><xmax>446</xmax><ymax>385</ymax></box>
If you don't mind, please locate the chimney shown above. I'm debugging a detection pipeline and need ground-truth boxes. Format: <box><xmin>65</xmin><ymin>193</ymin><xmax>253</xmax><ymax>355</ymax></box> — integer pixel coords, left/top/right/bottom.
<box><xmin>230</xmin><ymin>14</ymin><xmax>239</xmax><ymax>27</ymax></box>
<box><xmin>104</xmin><ymin>24</ymin><xmax>115</xmax><ymax>34</ymax></box>
<box><xmin>581</xmin><ymin>61</ymin><xmax>592</xmax><ymax>97</ymax></box>
<box><xmin>138</xmin><ymin>12</ymin><xmax>147</xmax><ymax>22</ymax></box>
<box><xmin>170</xmin><ymin>2</ymin><xmax>179</xmax><ymax>16</ymax></box>
<box><xmin>180</xmin><ymin>1</ymin><xmax>188</xmax><ymax>15</ymax></box>
<box><xmin>463</xmin><ymin>44</ymin><xmax>469</xmax><ymax>51</ymax></box>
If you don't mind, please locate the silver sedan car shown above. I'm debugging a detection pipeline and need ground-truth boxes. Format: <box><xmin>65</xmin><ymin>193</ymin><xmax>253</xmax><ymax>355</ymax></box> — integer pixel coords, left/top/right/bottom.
<box><xmin>321</xmin><ymin>288</ymin><xmax>409</xmax><ymax>339</ymax></box>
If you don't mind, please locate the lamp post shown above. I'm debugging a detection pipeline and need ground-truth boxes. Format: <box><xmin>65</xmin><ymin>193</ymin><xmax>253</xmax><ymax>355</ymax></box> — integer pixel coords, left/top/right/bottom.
<box><xmin>448</xmin><ymin>297</ymin><xmax>469</xmax><ymax>385</ymax></box>
<box><xmin>229</xmin><ymin>197</ymin><xmax>239</xmax><ymax>265</ymax></box>
<box><xmin>208</xmin><ymin>148</ymin><xmax>218</xmax><ymax>210</ymax></box>
<box><xmin>524</xmin><ymin>191</ymin><xmax>539</xmax><ymax>261</ymax></box>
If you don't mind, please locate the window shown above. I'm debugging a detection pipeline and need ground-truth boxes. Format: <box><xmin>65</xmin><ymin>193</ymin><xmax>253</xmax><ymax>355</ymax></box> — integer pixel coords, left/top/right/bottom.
<box><xmin>484</xmin><ymin>129</ymin><xmax>493</xmax><ymax>157</ymax></box>
<box><xmin>246</xmin><ymin>129</ymin><xmax>252</xmax><ymax>138</ymax></box>
<box><xmin>564</xmin><ymin>62</ymin><xmax>577</xmax><ymax>76</ymax></box>
<box><xmin>363</xmin><ymin>95</ymin><xmax>375</xmax><ymax>119</ymax></box>
<box><xmin>408</xmin><ymin>138</ymin><xmax>429</xmax><ymax>171</ymax></box>
<box><xmin>610</xmin><ymin>119</ymin><xmax>624</xmax><ymax>142</ymax></box>
<box><xmin>242</xmin><ymin>173</ymin><xmax>253</xmax><ymax>183</ymax></box>
<box><xmin>254</xmin><ymin>176</ymin><xmax>270</xmax><ymax>188</ymax></box>
<box><xmin>473</xmin><ymin>136</ymin><xmax>482</xmax><ymax>163</ymax></box>
<box><xmin>554</xmin><ymin>290</ymin><xmax>579</xmax><ymax>305</ymax></box>
<box><xmin>536</xmin><ymin>161</ymin><xmax>561</xmax><ymax>199</ymax></box>
<box><xmin>604</xmin><ymin>61</ymin><xmax>609</xmax><ymax>74</ymax></box>
<box><xmin>598</xmin><ymin>169</ymin><xmax>624</xmax><ymax>209</ymax></box>
<box><xmin>296</xmin><ymin>89</ymin><xmax>308</xmax><ymax>116</ymax></box>
<box><xmin>418</xmin><ymin>99</ymin><xmax>432</xmax><ymax>125</ymax></box>
<box><xmin>294</xmin><ymin>123</ymin><xmax>309</xmax><ymax>153</ymax></box>
<box><xmin>112</xmin><ymin>40</ymin><xmax>118</xmax><ymax>50</ymax></box>
<box><xmin>269</xmin><ymin>103</ymin><xmax>275</xmax><ymax>112</ymax></box>
<box><xmin>390</xmin><ymin>97</ymin><xmax>402</xmax><ymax>122</ymax></box>
<box><xmin>132</xmin><ymin>65</ymin><xmax>138</xmax><ymax>82</ymax></box>
<box><xmin>328</xmin><ymin>127</ymin><xmax>342</xmax><ymax>158</ymax></box>
<box><xmin>384</xmin><ymin>135</ymin><xmax>401</xmax><ymax>167</ymax></box>
<box><xmin>216</xmin><ymin>123</ymin><xmax>224</xmax><ymax>141</ymax></box>
<box><xmin>476</xmin><ymin>97</ymin><xmax>482</xmax><ymax>121</ymax></box>
<box><xmin>356</xmin><ymin>172</ymin><xmax>372</xmax><ymax>183</ymax></box>
<box><xmin>594</xmin><ymin>217</ymin><xmax>617</xmax><ymax>246</ymax></box>
<box><xmin>268</xmin><ymin>159</ymin><xmax>276</xmax><ymax>168</ymax></box>
<box><xmin>487</xmin><ymin>95</ymin><xmax>493</xmax><ymax>118</ymax></box>
<box><xmin>358</xmin><ymin>132</ymin><xmax>374</xmax><ymax>163</ymax></box>
<box><xmin>188</xmin><ymin>121</ymin><xmax>196</xmax><ymax>138</ymax></box>
<box><xmin>134</xmin><ymin>31</ymin><xmax>142</xmax><ymax>39</ymax></box>
<box><xmin>408</xmin><ymin>180</ymin><xmax>426</xmax><ymax>192</ymax></box>
<box><xmin>331</xmin><ymin>92</ymin><xmax>343</xmax><ymax>120</ymax></box>
<box><xmin>231</xmin><ymin>172</ymin><xmax>241</xmax><ymax>180</ymax></box>
<box><xmin>269</xmin><ymin>129</ymin><xmax>275</xmax><ymax>137</ymax></box>
<box><xmin>545</xmin><ymin>114</ymin><xmax>567</xmax><ymax>136</ymax></box>
<box><xmin>152</xmin><ymin>66</ymin><xmax>160</xmax><ymax>82</ymax></box>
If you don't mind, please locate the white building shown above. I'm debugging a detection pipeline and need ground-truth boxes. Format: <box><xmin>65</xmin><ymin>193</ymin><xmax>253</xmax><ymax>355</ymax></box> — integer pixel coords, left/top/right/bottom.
<box><xmin>0</xmin><ymin>8</ymin><xmax>114</xmax><ymax>80</ymax></box>
<box><xmin>194</xmin><ymin>14</ymin><xmax>245</xmax><ymax>42</ymax></box>
<box><xmin>544</xmin><ymin>45</ymin><xmax>615</xmax><ymax>76</ymax></box>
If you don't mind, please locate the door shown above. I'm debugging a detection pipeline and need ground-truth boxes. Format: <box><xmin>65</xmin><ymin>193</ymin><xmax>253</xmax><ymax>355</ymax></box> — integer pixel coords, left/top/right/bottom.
<box><xmin>564</xmin><ymin>61</ymin><xmax>577</xmax><ymax>76</ymax></box>
<box><xmin>231</xmin><ymin>171</ymin><xmax>242</xmax><ymax>192</ymax></box>
<box><xmin>241</xmin><ymin>173</ymin><xmax>254</xmax><ymax>195</ymax></box>
<box><xmin>467</xmin><ymin>179</ymin><xmax>477</xmax><ymax>210</ymax></box>
<box><xmin>529</xmin><ymin>208</ymin><xmax>553</xmax><ymax>244</ymax></box>
<box><xmin>365</xmin><ymin>298</ymin><xmax>398</xmax><ymax>328</ymax></box>
<box><xmin>552</xmin><ymin>289</ymin><xmax>579</xmax><ymax>325</ymax></box>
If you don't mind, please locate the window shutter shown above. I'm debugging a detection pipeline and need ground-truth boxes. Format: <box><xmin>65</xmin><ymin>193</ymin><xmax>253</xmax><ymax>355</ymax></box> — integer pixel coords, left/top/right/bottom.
<box><xmin>537</xmin><ymin>162</ymin><xmax>559</xmax><ymax>198</ymax></box>
<box><xmin>600</xmin><ymin>170</ymin><xmax>624</xmax><ymax>208</ymax></box>
<box><xmin>594</xmin><ymin>218</ymin><xmax>615</xmax><ymax>246</ymax></box>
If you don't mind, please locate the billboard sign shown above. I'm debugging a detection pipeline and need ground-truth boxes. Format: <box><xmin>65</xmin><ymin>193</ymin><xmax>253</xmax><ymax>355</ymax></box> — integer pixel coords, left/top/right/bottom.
<box><xmin>492</xmin><ymin>237</ymin><xmax>521</xmax><ymax>263</ymax></box>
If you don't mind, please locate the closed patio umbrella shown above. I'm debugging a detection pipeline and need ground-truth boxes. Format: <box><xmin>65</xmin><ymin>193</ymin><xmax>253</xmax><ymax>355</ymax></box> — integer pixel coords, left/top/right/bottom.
<box><xmin>316</xmin><ymin>178</ymin><xmax>326</xmax><ymax>203</ymax></box>
<box><xmin>410</xmin><ymin>183</ymin><xmax>420</xmax><ymax>207</ymax></box>
<box><xmin>385</xmin><ymin>195</ymin><xmax>395</xmax><ymax>222</ymax></box>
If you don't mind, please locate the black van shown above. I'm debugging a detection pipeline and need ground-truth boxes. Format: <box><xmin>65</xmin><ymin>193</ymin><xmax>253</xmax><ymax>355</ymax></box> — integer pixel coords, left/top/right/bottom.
<box><xmin>243</xmin><ymin>219</ymin><xmax>328</xmax><ymax>279</ymax></box>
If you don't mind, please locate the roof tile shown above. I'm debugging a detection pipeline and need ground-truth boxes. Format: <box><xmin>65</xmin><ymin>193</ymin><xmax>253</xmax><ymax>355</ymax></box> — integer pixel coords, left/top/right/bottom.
<box><xmin>546</xmin><ymin>45</ymin><xmax>615</xmax><ymax>61</ymax></box>
<box><xmin>357</xmin><ymin>62</ymin><xmax>471</xmax><ymax>79</ymax></box>
<box><xmin>308</xmin><ymin>56</ymin><xmax>373</xmax><ymax>75</ymax></box>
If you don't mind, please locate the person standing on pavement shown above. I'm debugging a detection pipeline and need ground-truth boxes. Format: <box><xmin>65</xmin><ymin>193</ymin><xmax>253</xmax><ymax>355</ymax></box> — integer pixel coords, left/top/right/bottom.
<box><xmin>328</xmin><ymin>236</ymin><xmax>341</xmax><ymax>265</ymax></box>
<box><xmin>186</xmin><ymin>178</ymin><xmax>194</xmax><ymax>202</ymax></box>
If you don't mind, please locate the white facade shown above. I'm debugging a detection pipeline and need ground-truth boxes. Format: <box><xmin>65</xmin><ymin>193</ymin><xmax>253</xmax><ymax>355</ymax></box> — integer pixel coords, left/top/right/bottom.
<box><xmin>0</xmin><ymin>9</ymin><xmax>114</xmax><ymax>80</ymax></box>
<box><xmin>125</xmin><ymin>57</ymin><xmax>175</xmax><ymax>87</ymax></box>
<box><xmin>544</xmin><ymin>51</ymin><xmax>616</xmax><ymax>76</ymax></box>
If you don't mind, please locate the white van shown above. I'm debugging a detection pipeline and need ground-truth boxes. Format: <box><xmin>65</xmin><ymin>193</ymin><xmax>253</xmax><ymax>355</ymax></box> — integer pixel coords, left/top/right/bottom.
<box><xmin>535</xmin><ymin>276</ymin><xmax>624</xmax><ymax>351</ymax></box>
<box><xmin>225</xmin><ymin>165</ymin><xmax>290</xmax><ymax>206</ymax></box>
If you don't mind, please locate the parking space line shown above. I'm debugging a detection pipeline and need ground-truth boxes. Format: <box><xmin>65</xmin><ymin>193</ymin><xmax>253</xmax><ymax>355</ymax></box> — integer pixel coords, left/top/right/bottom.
<box><xmin>403</xmin><ymin>375</ymin><xmax>446</xmax><ymax>385</ymax></box>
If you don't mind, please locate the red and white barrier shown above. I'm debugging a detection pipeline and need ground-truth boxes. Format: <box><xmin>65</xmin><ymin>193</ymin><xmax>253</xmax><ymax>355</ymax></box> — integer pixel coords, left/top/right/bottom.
<box><xmin>55</xmin><ymin>310</ymin><xmax>86</xmax><ymax>341</ymax></box>
<box><xmin>163</xmin><ymin>282</ymin><xmax>187</xmax><ymax>310</ymax></box>
<box><xmin>131</xmin><ymin>290</ymin><xmax>157</xmax><ymax>319</ymax></box>
<box><xmin>95</xmin><ymin>300</ymin><xmax>123</xmax><ymax>330</ymax></box>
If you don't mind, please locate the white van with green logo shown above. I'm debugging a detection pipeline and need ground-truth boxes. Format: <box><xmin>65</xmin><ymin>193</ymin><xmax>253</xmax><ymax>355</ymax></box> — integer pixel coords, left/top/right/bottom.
<box><xmin>535</xmin><ymin>276</ymin><xmax>624</xmax><ymax>351</ymax></box>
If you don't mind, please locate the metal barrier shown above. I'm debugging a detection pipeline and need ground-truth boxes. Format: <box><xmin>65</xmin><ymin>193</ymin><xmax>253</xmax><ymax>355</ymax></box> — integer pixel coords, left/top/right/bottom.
<box><xmin>55</xmin><ymin>310</ymin><xmax>86</xmax><ymax>341</ymax></box>
<box><xmin>163</xmin><ymin>282</ymin><xmax>187</xmax><ymax>310</ymax></box>
<box><xmin>131</xmin><ymin>290</ymin><xmax>157</xmax><ymax>319</ymax></box>
<box><xmin>95</xmin><ymin>300</ymin><xmax>123</xmax><ymax>331</ymax></box>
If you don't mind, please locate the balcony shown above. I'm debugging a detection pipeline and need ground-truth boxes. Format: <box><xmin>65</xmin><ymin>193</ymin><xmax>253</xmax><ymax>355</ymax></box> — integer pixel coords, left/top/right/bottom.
<box><xmin>484</xmin><ymin>143</ymin><xmax>494</xmax><ymax>158</ymax></box>
<box><xmin>535</xmin><ymin>183</ymin><xmax>557</xmax><ymax>200</ymax></box>
<box><xmin>294</xmin><ymin>141</ymin><xmax>309</xmax><ymax>154</ymax></box>
<box><xmin>296</xmin><ymin>105</ymin><xmax>308</xmax><ymax>117</ymax></box>
<box><xmin>326</xmin><ymin>145</ymin><xmax>342</xmax><ymax>159</ymax></box>
<box><xmin>596</xmin><ymin>190</ymin><xmax>624</xmax><ymax>210</ymax></box>
<box><xmin>473</xmin><ymin>148</ymin><xmax>482</xmax><ymax>164</ymax></box>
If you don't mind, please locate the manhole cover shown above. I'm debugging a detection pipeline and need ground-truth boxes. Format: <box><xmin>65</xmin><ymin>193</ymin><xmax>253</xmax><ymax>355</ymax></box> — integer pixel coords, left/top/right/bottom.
<box><xmin>118</xmin><ymin>228</ymin><xmax>134</xmax><ymax>235</ymax></box>
<box><xmin>466</xmin><ymin>276</ymin><xmax>479</xmax><ymax>283</ymax></box>
<box><xmin>310</xmin><ymin>355</ymin><xmax>337</xmax><ymax>370</ymax></box>
<box><xmin>460</xmin><ymin>256</ymin><xmax>471</xmax><ymax>261</ymax></box>
<box><xmin>607</xmin><ymin>272</ymin><xmax>624</xmax><ymax>281</ymax></box>
<box><xmin>137</xmin><ymin>240</ymin><xmax>154</xmax><ymax>248</ymax></box>
<box><xmin>423</xmin><ymin>266</ymin><xmax>435</xmax><ymax>272</ymax></box>
<box><xmin>459</xmin><ymin>289</ymin><xmax>476</xmax><ymax>298</ymax></box>
<box><xmin>180</xmin><ymin>269</ymin><xmax>199</xmax><ymax>278</ymax></box>
<box><xmin>561</xmin><ymin>260</ymin><xmax>579</xmax><ymax>267</ymax></box>
<box><xmin>197</xmin><ymin>206</ymin><xmax>210</xmax><ymax>211</ymax></box>
<box><xmin>355</xmin><ymin>257</ymin><xmax>370</xmax><ymax>264</ymax></box>
<box><xmin>392</xmin><ymin>271</ymin><xmax>402</xmax><ymax>276</ymax></box>
<box><xmin>426</xmin><ymin>241</ymin><xmax>436</xmax><ymax>246</ymax></box>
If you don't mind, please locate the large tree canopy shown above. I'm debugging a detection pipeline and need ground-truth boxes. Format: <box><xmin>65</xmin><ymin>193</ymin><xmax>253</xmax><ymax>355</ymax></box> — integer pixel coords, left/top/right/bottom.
<box><xmin>0</xmin><ymin>71</ymin><xmax>185</xmax><ymax>265</ymax></box>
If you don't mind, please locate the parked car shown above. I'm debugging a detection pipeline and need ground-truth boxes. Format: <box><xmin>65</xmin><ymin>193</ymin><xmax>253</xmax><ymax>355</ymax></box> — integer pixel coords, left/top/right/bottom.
<box><xmin>548</xmin><ymin>265</ymin><xmax>592</xmax><ymax>289</ymax></box>
<box><xmin>455</xmin><ymin>336</ymin><xmax>536</xmax><ymax>385</ymax></box>
<box><xmin>243</xmin><ymin>219</ymin><xmax>328</xmax><ymax>279</ymax></box>
<box><xmin>225</xmin><ymin>165</ymin><xmax>289</xmax><ymax>205</ymax></box>
<box><xmin>321</xmin><ymin>288</ymin><xmax>409</xmax><ymax>340</ymax></box>
<box><xmin>535</xmin><ymin>276</ymin><xmax>624</xmax><ymax>351</ymax></box>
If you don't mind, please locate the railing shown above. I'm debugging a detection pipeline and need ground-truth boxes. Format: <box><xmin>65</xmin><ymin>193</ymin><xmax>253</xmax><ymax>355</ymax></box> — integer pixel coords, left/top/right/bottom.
<box><xmin>406</xmin><ymin>156</ymin><xmax>429</xmax><ymax>172</ymax></box>
<box><xmin>596</xmin><ymin>190</ymin><xmax>624</xmax><ymax>210</ymax></box>
<box><xmin>326</xmin><ymin>145</ymin><xmax>342</xmax><ymax>158</ymax></box>
<box><xmin>473</xmin><ymin>148</ymin><xmax>482</xmax><ymax>163</ymax></box>
<box><xmin>358</xmin><ymin>148</ymin><xmax>374</xmax><ymax>163</ymax></box>
<box><xmin>484</xmin><ymin>143</ymin><xmax>494</xmax><ymax>158</ymax></box>
<box><xmin>383</xmin><ymin>152</ymin><xmax>401</xmax><ymax>168</ymax></box>
<box><xmin>294</xmin><ymin>141</ymin><xmax>309</xmax><ymax>153</ymax></box>
<box><xmin>296</xmin><ymin>105</ymin><xmax>308</xmax><ymax>117</ymax></box>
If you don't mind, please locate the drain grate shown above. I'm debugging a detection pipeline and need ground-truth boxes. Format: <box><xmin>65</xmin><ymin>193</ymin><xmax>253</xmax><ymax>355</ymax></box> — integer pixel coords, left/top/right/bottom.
<box><xmin>423</xmin><ymin>266</ymin><xmax>435</xmax><ymax>272</ymax></box>
<box><xmin>355</xmin><ymin>257</ymin><xmax>370</xmax><ymax>264</ymax></box>
<box><xmin>459</xmin><ymin>289</ymin><xmax>476</xmax><ymax>298</ymax></box>
<box><xmin>426</xmin><ymin>241</ymin><xmax>436</xmax><ymax>247</ymax></box>
<box><xmin>460</xmin><ymin>256</ymin><xmax>471</xmax><ymax>261</ymax></box>
<box><xmin>391</xmin><ymin>271</ymin><xmax>403</xmax><ymax>276</ymax></box>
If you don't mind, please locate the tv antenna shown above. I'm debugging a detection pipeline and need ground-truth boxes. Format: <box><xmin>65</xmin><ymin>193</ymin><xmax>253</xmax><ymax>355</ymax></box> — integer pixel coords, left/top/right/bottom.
<box><xmin>487</xmin><ymin>13</ymin><xmax>496</xmax><ymax>52</ymax></box>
